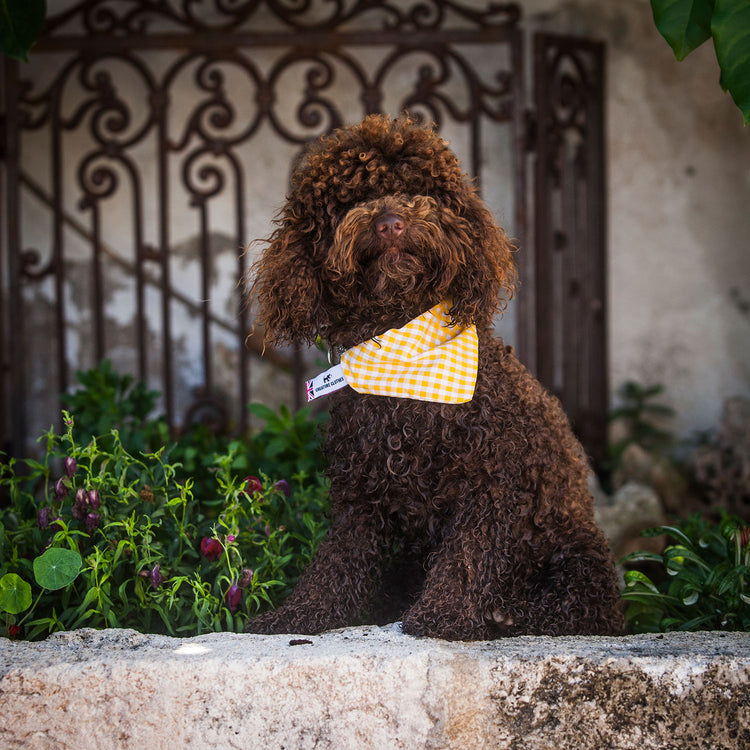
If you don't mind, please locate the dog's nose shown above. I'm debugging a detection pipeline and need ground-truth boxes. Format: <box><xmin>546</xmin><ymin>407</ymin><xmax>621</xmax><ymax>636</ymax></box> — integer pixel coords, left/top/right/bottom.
<box><xmin>375</xmin><ymin>214</ymin><xmax>404</xmax><ymax>239</ymax></box>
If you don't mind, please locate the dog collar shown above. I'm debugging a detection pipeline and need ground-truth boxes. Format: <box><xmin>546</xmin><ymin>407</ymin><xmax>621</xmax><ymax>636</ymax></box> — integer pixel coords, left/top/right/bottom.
<box><xmin>306</xmin><ymin>301</ymin><xmax>478</xmax><ymax>404</ymax></box>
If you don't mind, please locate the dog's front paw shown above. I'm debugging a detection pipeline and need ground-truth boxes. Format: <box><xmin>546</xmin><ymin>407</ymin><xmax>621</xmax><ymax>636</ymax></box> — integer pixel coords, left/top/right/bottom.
<box><xmin>244</xmin><ymin>606</ymin><xmax>338</xmax><ymax>636</ymax></box>
<box><xmin>244</xmin><ymin>609</ymin><xmax>298</xmax><ymax>635</ymax></box>
<box><xmin>402</xmin><ymin>606</ymin><xmax>490</xmax><ymax>641</ymax></box>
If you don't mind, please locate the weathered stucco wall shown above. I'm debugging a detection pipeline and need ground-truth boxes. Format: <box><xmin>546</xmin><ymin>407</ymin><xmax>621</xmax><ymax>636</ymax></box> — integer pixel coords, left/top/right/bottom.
<box><xmin>9</xmin><ymin>0</ymin><xmax>749</xmax><ymax>446</ymax></box>
<box><xmin>527</xmin><ymin>0</ymin><xmax>750</xmax><ymax>442</ymax></box>
<box><xmin>1</xmin><ymin>626</ymin><xmax>749</xmax><ymax>749</ymax></box>
<box><xmin>13</xmin><ymin>1</ymin><xmax>517</xmax><ymax>443</ymax></box>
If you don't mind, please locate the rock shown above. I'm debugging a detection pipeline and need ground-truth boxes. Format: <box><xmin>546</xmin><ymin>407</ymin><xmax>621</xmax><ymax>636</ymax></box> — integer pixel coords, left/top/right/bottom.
<box><xmin>612</xmin><ymin>443</ymin><xmax>690</xmax><ymax>515</ymax></box>
<box><xmin>1</xmin><ymin>626</ymin><xmax>749</xmax><ymax>749</ymax></box>
<box><xmin>690</xmin><ymin>396</ymin><xmax>750</xmax><ymax>518</ymax></box>
<box><xmin>594</xmin><ymin>480</ymin><xmax>664</xmax><ymax>557</ymax></box>
<box><xmin>721</xmin><ymin>396</ymin><xmax>750</xmax><ymax>451</ymax></box>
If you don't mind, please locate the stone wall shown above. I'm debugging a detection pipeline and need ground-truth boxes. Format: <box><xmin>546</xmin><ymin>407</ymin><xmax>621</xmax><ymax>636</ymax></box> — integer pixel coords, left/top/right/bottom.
<box><xmin>1</xmin><ymin>626</ymin><xmax>748</xmax><ymax>749</ymax></box>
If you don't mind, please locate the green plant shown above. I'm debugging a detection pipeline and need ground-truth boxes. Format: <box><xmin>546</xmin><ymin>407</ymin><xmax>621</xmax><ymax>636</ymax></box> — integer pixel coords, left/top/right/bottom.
<box><xmin>246</xmin><ymin>402</ymin><xmax>329</xmax><ymax>482</ymax></box>
<box><xmin>61</xmin><ymin>359</ymin><xmax>163</xmax><ymax>455</ymax></box>
<box><xmin>607</xmin><ymin>381</ymin><xmax>675</xmax><ymax>468</ymax></box>
<box><xmin>0</xmin><ymin>0</ymin><xmax>46</xmax><ymax>62</ymax></box>
<box><xmin>620</xmin><ymin>512</ymin><xmax>750</xmax><ymax>632</ymax></box>
<box><xmin>0</xmin><ymin>411</ymin><xmax>329</xmax><ymax>640</ymax></box>
<box><xmin>650</xmin><ymin>0</ymin><xmax>750</xmax><ymax>124</ymax></box>
<box><xmin>61</xmin><ymin>360</ymin><xmax>329</xmax><ymax>506</ymax></box>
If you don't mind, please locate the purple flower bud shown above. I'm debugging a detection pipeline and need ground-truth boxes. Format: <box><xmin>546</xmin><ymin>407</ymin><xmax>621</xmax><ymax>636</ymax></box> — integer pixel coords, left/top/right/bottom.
<box><xmin>225</xmin><ymin>581</ymin><xmax>241</xmax><ymax>612</ymax></box>
<box><xmin>199</xmin><ymin>536</ymin><xmax>222</xmax><ymax>561</ymax></box>
<box><xmin>150</xmin><ymin>564</ymin><xmax>163</xmax><ymax>590</ymax></box>
<box><xmin>63</xmin><ymin>456</ymin><xmax>77</xmax><ymax>478</ymax></box>
<box><xmin>273</xmin><ymin>479</ymin><xmax>292</xmax><ymax>498</ymax></box>
<box><xmin>54</xmin><ymin>476</ymin><xmax>68</xmax><ymax>502</ymax></box>
<box><xmin>226</xmin><ymin>534</ymin><xmax>236</xmax><ymax>543</ymax></box>
<box><xmin>87</xmin><ymin>489</ymin><xmax>101</xmax><ymax>510</ymax></box>
<box><xmin>244</xmin><ymin>476</ymin><xmax>263</xmax><ymax>495</ymax></box>
<box><xmin>36</xmin><ymin>507</ymin><xmax>53</xmax><ymax>530</ymax></box>
<box><xmin>85</xmin><ymin>512</ymin><xmax>100</xmax><ymax>532</ymax></box>
<box><xmin>238</xmin><ymin>568</ymin><xmax>254</xmax><ymax>589</ymax></box>
<box><xmin>72</xmin><ymin>487</ymin><xmax>89</xmax><ymax>520</ymax></box>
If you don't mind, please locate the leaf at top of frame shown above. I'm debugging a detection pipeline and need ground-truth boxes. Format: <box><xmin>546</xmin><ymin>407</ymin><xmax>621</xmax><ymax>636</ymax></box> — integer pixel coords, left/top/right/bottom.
<box><xmin>650</xmin><ymin>0</ymin><xmax>714</xmax><ymax>60</ymax></box>
<box><xmin>712</xmin><ymin>0</ymin><xmax>750</xmax><ymax>124</ymax></box>
<box><xmin>0</xmin><ymin>0</ymin><xmax>46</xmax><ymax>63</ymax></box>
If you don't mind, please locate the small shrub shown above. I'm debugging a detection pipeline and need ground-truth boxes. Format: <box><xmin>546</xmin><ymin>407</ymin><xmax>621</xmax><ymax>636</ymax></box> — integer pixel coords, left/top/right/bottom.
<box><xmin>606</xmin><ymin>380</ymin><xmax>673</xmax><ymax>463</ymax></box>
<box><xmin>60</xmin><ymin>360</ymin><xmax>329</xmax><ymax>501</ymax></box>
<box><xmin>620</xmin><ymin>512</ymin><xmax>750</xmax><ymax>633</ymax></box>
<box><xmin>608</xmin><ymin>381</ymin><xmax>675</xmax><ymax>459</ymax></box>
<box><xmin>0</xmin><ymin>403</ymin><xmax>329</xmax><ymax>640</ymax></box>
<box><xmin>61</xmin><ymin>359</ymin><xmax>162</xmax><ymax>455</ymax></box>
<box><xmin>598</xmin><ymin>380</ymin><xmax>676</xmax><ymax>491</ymax></box>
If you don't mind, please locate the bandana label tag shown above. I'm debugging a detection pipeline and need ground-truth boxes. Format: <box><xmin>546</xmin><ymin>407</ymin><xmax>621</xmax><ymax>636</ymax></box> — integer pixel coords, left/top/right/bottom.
<box><xmin>306</xmin><ymin>364</ymin><xmax>348</xmax><ymax>402</ymax></box>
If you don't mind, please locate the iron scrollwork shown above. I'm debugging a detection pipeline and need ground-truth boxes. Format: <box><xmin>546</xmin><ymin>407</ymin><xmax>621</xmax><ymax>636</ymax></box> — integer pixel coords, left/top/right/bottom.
<box><xmin>44</xmin><ymin>0</ymin><xmax>520</xmax><ymax>35</ymax></box>
<box><xmin>539</xmin><ymin>43</ymin><xmax>599</xmax><ymax>187</ymax></box>
<box><xmin>7</xmin><ymin>0</ymin><xmax>523</xmax><ymax>451</ymax></box>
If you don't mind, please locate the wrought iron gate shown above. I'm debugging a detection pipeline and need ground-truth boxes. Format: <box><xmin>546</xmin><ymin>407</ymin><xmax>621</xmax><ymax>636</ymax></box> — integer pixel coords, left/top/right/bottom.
<box><xmin>0</xmin><ymin>1</ymin><xmax>606</xmax><ymax>463</ymax></box>
<box><xmin>531</xmin><ymin>33</ymin><xmax>607</xmax><ymax>465</ymax></box>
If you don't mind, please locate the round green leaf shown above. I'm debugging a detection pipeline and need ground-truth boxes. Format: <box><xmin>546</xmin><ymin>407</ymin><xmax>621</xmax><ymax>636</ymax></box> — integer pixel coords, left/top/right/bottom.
<box><xmin>0</xmin><ymin>573</ymin><xmax>33</xmax><ymax>615</ymax></box>
<box><xmin>33</xmin><ymin>547</ymin><xmax>82</xmax><ymax>590</ymax></box>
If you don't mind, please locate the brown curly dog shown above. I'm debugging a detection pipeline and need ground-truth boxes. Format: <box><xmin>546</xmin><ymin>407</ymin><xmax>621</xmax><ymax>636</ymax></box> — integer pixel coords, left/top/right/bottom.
<box><xmin>247</xmin><ymin>114</ymin><xmax>623</xmax><ymax>640</ymax></box>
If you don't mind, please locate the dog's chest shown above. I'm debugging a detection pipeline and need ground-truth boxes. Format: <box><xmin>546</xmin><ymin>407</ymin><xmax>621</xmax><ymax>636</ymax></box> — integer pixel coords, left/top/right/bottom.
<box><xmin>326</xmin><ymin>390</ymin><xmax>464</xmax><ymax>517</ymax></box>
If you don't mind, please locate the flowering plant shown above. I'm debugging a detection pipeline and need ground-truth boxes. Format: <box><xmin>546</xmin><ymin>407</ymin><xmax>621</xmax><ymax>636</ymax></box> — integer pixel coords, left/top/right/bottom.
<box><xmin>0</xmin><ymin>410</ymin><xmax>328</xmax><ymax>640</ymax></box>
<box><xmin>620</xmin><ymin>512</ymin><xmax>750</xmax><ymax>633</ymax></box>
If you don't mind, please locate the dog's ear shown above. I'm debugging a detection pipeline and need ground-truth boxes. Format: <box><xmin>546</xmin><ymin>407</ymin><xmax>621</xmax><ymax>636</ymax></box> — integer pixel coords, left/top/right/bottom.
<box><xmin>247</xmin><ymin>210</ymin><xmax>328</xmax><ymax>347</ymax></box>
<box><xmin>445</xmin><ymin>193</ymin><xmax>518</xmax><ymax>332</ymax></box>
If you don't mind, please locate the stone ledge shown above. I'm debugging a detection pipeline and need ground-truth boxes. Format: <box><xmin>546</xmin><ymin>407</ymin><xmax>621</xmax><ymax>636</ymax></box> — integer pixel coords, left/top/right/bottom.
<box><xmin>1</xmin><ymin>626</ymin><xmax>748</xmax><ymax>749</ymax></box>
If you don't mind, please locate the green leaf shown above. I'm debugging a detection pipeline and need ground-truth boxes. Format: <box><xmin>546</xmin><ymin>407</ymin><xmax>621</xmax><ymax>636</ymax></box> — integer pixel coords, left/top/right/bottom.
<box><xmin>680</xmin><ymin>587</ymin><xmax>700</xmax><ymax>606</ymax></box>
<box><xmin>33</xmin><ymin>547</ymin><xmax>82</xmax><ymax>590</ymax></box>
<box><xmin>624</xmin><ymin>600</ymin><xmax>664</xmax><ymax>633</ymax></box>
<box><xmin>623</xmin><ymin>569</ymin><xmax>660</xmax><ymax>592</ymax></box>
<box><xmin>618</xmin><ymin>550</ymin><xmax>664</xmax><ymax>566</ymax></box>
<box><xmin>644</xmin><ymin>524</ymin><xmax>695</xmax><ymax>548</ymax></box>
<box><xmin>0</xmin><ymin>0</ymin><xmax>46</xmax><ymax>62</ymax></box>
<box><xmin>664</xmin><ymin>544</ymin><xmax>712</xmax><ymax>572</ymax></box>
<box><xmin>0</xmin><ymin>573</ymin><xmax>32</xmax><ymax>614</ymax></box>
<box><xmin>717</xmin><ymin>568</ymin><xmax>742</xmax><ymax>596</ymax></box>
<box><xmin>712</xmin><ymin>0</ymin><xmax>750</xmax><ymax>125</ymax></box>
<box><xmin>247</xmin><ymin>403</ymin><xmax>279</xmax><ymax>423</ymax></box>
<box><xmin>677</xmin><ymin>613</ymin><xmax>721</xmax><ymax>631</ymax></box>
<box><xmin>650</xmin><ymin>0</ymin><xmax>714</xmax><ymax>60</ymax></box>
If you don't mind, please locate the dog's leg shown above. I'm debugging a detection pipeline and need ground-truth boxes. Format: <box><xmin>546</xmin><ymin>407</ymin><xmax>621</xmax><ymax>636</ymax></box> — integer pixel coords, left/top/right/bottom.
<box><xmin>519</xmin><ymin>527</ymin><xmax>624</xmax><ymax>636</ymax></box>
<box><xmin>400</xmin><ymin>504</ymin><xmax>623</xmax><ymax>640</ymax></box>
<box><xmin>400</xmin><ymin>505</ymin><xmax>502</xmax><ymax>641</ymax></box>
<box><xmin>245</xmin><ymin>508</ymin><xmax>386</xmax><ymax>635</ymax></box>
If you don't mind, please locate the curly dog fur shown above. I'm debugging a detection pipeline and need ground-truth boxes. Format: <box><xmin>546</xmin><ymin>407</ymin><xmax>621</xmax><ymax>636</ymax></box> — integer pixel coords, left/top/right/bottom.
<box><xmin>247</xmin><ymin>114</ymin><xmax>623</xmax><ymax>640</ymax></box>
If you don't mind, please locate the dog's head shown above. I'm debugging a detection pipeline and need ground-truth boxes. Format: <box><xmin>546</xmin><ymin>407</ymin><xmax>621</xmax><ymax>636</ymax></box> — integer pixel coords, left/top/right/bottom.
<box><xmin>250</xmin><ymin>114</ymin><xmax>517</xmax><ymax>349</ymax></box>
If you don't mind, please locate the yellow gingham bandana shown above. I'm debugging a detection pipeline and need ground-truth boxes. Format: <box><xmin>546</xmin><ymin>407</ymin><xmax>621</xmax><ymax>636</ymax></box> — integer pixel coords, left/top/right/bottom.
<box><xmin>306</xmin><ymin>301</ymin><xmax>478</xmax><ymax>404</ymax></box>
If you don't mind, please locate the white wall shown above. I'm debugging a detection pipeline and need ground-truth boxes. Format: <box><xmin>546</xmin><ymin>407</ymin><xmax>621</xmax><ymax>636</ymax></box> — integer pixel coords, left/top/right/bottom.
<box><xmin>9</xmin><ymin>0</ymin><xmax>749</xmax><ymax>447</ymax></box>
<box><xmin>526</xmin><ymin>0</ymin><xmax>750</xmax><ymax>443</ymax></box>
